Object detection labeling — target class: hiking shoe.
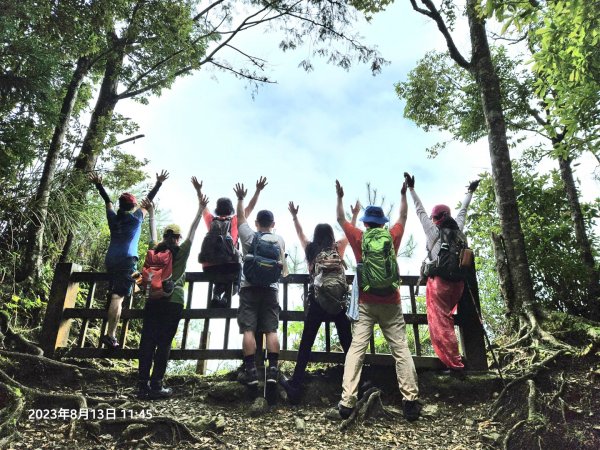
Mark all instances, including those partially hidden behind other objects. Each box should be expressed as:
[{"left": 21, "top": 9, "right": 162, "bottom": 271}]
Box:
[
  {"left": 136, "top": 380, "right": 150, "bottom": 400},
  {"left": 100, "top": 335, "right": 120, "bottom": 349},
  {"left": 148, "top": 381, "right": 173, "bottom": 400},
  {"left": 279, "top": 375, "right": 302, "bottom": 405},
  {"left": 237, "top": 367, "right": 259, "bottom": 386},
  {"left": 266, "top": 366, "right": 279, "bottom": 384},
  {"left": 338, "top": 403, "right": 354, "bottom": 419},
  {"left": 403, "top": 400, "right": 421, "bottom": 422}
]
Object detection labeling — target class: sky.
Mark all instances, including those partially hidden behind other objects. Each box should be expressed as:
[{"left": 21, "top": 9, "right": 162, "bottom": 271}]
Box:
[{"left": 113, "top": 1, "right": 597, "bottom": 282}]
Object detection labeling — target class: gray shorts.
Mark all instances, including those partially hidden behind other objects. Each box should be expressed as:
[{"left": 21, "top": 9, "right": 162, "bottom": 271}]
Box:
[{"left": 237, "top": 287, "right": 280, "bottom": 333}]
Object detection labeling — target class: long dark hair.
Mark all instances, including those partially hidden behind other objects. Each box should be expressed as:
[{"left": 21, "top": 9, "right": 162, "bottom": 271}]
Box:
[
  {"left": 438, "top": 215, "right": 459, "bottom": 230},
  {"left": 305, "top": 223, "right": 335, "bottom": 263}
]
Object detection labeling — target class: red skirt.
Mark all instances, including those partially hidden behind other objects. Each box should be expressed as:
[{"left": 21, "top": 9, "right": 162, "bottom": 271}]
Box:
[{"left": 426, "top": 276, "right": 465, "bottom": 370}]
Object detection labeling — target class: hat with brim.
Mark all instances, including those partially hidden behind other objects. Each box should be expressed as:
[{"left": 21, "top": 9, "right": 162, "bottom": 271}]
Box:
[
  {"left": 360, "top": 206, "right": 389, "bottom": 224},
  {"left": 163, "top": 224, "right": 182, "bottom": 236}
]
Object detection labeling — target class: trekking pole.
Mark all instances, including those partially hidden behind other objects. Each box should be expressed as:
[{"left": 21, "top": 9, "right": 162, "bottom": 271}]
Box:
[{"left": 465, "top": 280, "right": 505, "bottom": 386}]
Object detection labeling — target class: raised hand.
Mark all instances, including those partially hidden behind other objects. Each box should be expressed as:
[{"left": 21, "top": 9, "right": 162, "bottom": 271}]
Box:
[
  {"left": 191, "top": 176, "right": 202, "bottom": 194},
  {"left": 140, "top": 198, "right": 154, "bottom": 211},
  {"left": 256, "top": 176, "right": 268, "bottom": 191},
  {"left": 403, "top": 172, "right": 415, "bottom": 189},
  {"left": 288, "top": 201, "right": 299, "bottom": 218},
  {"left": 336, "top": 180, "right": 344, "bottom": 198},
  {"left": 88, "top": 172, "right": 102, "bottom": 184},
  {"left": 198, "top": 193, "right": 209, "bottom": 208},
  {"left": 350, "top": 199, "right": 361, "bottom": 217},
  {"left": 468, "top": 179, "right": 481, "bottom": 193},
  {"left": 156, "top": 170, "right": 169, "bottom": 184},
  {"left": 401, "top": 181, "right": 407, "bottom": 196},
  {"left": 233, "top": 183, "right": 247, "bottom": 200}
]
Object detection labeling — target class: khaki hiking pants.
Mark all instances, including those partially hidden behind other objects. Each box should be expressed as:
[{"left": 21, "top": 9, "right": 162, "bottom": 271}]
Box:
[{"left": 340, "top": 303, "right": 419, "bottom": 408}]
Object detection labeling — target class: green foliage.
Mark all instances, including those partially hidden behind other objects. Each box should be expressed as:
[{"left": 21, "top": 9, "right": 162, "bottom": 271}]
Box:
[
  {"left": 482, "top": 0, "right": 600, "bottom": 156},
  {"left": 395, "top": 47, "right": 536, "bottom": 152},
  {"left": 468, "top": 163, "right": 599, "bottom": 318}
]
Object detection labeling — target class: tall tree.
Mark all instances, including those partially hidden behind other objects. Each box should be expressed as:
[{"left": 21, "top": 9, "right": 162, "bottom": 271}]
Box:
[{"left": 350, "top": 0, "right": 539, "bottom": 331}]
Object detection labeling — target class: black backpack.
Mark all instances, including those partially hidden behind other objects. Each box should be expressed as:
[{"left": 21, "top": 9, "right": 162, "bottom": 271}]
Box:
[
  {"left": 423, "top": 227, "right": 471, "bottom": 281},
  {"left": 242, "top": 232, "right": 282, "bottom": 286},
  {"left": 199, "top": 217, "right": 240, "bottom": 265}
]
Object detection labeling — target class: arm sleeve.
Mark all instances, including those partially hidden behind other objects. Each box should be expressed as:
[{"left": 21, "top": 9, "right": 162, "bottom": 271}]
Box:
[
  {"left": 409, "top": 189, "right": 442, "bottom": 259},
  {"left": 95, "top": 183, "right": 111, "bottom": 204},
  {"left": 146, "top": 181, "right": 163, "bottom": 201},
  {"left": 455, "top": 192, "right": 473, "bottom": 231}
]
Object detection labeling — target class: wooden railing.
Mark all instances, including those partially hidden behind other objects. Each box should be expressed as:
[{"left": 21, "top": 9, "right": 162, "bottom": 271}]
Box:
[{"left": 40, "top": 263, "right": 488, "bottom": 371}]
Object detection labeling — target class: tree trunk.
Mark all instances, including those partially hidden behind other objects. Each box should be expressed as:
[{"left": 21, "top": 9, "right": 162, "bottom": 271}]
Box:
[
  {"left": 17, "top": 57, "right": 90, "bottom": 283},
  {"left": 556, "top": 152, "right": 600, "bottom": 318},
  {"left": 73, "top": 31, "right": 123, "bottom": 174},
  {"left": 491, "top": 232, "right": 516, "bottom": 314},
  {"left": 466, "top": 0, "right": 537, "bottom": 317}
]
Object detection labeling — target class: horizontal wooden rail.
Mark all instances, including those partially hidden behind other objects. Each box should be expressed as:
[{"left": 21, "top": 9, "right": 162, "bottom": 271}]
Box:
[
  {"left": 42, "top": 263, "right": 487, "bottom": 371},
  {"left": 63, "top": 308, "right": 434, "bottom": 325}
]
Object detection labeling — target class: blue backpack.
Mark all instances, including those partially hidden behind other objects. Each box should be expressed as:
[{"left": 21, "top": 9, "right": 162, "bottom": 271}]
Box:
[{"left": 243, "top": 232, "right": 282, "bottom": 286}]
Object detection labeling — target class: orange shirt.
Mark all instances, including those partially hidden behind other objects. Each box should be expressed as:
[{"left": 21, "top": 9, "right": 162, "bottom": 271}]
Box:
[{"left": 342, "top": 222, "right": 404, "bottom": 305}]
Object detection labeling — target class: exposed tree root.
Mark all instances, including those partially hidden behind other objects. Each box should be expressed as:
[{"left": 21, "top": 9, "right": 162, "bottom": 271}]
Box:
[
  {"left": 501, "top": 378, "right": 546, "bottom": 450},
  {"left": 0, "top": 350, "right": 103, "bottom": 391},
  {"left": 0, "top": 365, "right": 87, "bottom": 445},
  {"left": 84, "top": 416, "right": 201, "bottom": 445},
  {"left": 0, "top": 381, "right": 25, "bottom": 447},
  {"left": 340, "top": 387, "right": 396, "bottom": 431},
  {"left": 491, "top": 349, "right": 565, "bottom": 420},
  {"left": 0, "top": 313, "right": 43, "bottom": 356},
  {"left": 503, "top": 419, "right": 527, "bottom": 450}
]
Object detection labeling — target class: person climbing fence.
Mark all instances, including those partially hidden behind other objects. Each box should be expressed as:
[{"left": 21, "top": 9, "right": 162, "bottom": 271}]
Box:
[
  {"left": 199, "top": 177, "right": 268, "bottom": 308},
  {"left": 89, "top": 170, "right": 168, "bottom": 349}
]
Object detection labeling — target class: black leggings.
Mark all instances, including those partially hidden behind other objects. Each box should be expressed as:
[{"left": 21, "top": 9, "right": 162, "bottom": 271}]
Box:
[
  {"left": 138, "top": 301, "right": 183, "bottom": 382},
  {"left": 291, "top": 295, "right": 352, "bottom": 385}
]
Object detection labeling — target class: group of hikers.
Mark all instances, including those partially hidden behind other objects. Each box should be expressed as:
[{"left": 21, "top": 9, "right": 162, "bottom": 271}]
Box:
[{"left": 91, "top": 171, "right": 480, "bottom": 421}]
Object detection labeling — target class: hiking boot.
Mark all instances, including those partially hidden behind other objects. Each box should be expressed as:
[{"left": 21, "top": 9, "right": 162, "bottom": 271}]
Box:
[
  {"left": 266, "top": 366, "right": 279, "bottom": 384},
  {"left": 403, "top": 400, "right": 421, "bottom": 422},
  {"left": 279, "top": 375, "right": 302, "bottom": 405},
  {"left": 100, "top": 335, "right": 120, "bottom": 349},
  {"left": 338, "top": 403, "right": 354, "bottom": 419},
  {"left": 136, "top": 380, "right": 150, "bottom": 400},
  {"left": 237, "top": 367, "right": 259, "bottom": 386},
  {"left": 148, "top": 380, "right": 173, "bottom": 400},
  {"left": 327, "top": 403, "right": 354, "bottom": 420}
]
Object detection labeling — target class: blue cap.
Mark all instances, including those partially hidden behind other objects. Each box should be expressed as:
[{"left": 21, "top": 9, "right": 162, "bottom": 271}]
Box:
[{"left": 360, "top": 206, "right": 389, "bottom": 224}]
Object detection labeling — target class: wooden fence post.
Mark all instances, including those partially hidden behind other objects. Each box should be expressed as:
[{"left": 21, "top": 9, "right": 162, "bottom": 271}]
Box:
[
  {"left": 40, "top": 263, "right": 81, "bottom": 357},
  {"left": 457, "top": 266, "right": 488, "bottom": 371}
]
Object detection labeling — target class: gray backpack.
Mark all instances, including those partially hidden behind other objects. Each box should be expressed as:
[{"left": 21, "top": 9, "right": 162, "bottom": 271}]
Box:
[{"left": 312, "top": 246, "right": 348, "bottom": 314}]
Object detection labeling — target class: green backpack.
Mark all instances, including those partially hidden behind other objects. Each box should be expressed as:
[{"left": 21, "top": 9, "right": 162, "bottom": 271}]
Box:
[{"left": 359, "top": 227, "right": 400, "bottom": 296}]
